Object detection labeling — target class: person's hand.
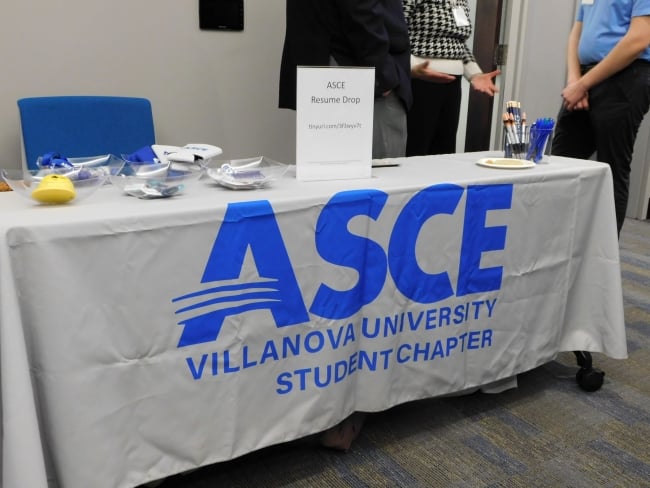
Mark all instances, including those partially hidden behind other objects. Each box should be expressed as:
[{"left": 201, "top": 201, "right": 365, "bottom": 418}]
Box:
[
  {"left": 411, "top": 61, "right": 456, "bottom": 83},
  {"left": 470, "top": 69, "right": 500, "bottom": 96},
  {"left": 568, "top": 92, "right": 589, "bottom": 111},
  {"left": 562, "top": 79, "right": 589, "bottom": 110}
]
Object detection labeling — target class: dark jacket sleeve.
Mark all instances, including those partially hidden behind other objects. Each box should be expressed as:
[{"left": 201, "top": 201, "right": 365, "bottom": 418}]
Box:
[
  {"left": 278, "top": 0, "right": 331, "bottom": 110},
  {"left": 332, "top": 0, "right": 412, "bottom": 106},
  {"left": 279, "top": 0, "right": 411, "bottom": 110}
]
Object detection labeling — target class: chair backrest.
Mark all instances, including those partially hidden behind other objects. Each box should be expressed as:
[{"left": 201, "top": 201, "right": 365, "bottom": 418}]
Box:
[{"left": 17, "top": 96, "right": 156, "bottom": 170}]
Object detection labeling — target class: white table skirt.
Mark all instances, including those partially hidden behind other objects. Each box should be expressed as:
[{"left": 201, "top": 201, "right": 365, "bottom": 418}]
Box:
[{"left": 0, "top": 152, "right": 626, "bottom": 488}]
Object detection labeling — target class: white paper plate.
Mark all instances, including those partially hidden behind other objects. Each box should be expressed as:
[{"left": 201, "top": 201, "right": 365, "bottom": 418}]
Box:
[{"left": 476, "top": 158, "right": 535, "bottom": 169}]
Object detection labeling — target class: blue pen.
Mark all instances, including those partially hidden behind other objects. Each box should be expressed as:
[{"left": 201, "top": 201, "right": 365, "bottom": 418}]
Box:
[{"left": 526, "top": 118, "right": 555, "bottom": 162}]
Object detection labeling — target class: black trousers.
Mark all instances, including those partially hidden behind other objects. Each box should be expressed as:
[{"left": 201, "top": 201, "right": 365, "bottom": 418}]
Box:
[
  {"left": 551, "top": 60, "right": 650, "bottom": 234},
  {"left": 406, "top": 76, "right": 462, "bottom": 156}
]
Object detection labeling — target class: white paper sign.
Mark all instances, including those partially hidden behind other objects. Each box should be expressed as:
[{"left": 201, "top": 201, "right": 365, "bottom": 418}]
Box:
[{"left": 296, "top": 66, "right": 374, "bottom": 181}]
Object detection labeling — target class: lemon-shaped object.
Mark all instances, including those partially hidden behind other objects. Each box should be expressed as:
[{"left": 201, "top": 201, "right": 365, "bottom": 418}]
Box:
[{"left": 31, "top": 174, "right": 76, "bottom": 204}]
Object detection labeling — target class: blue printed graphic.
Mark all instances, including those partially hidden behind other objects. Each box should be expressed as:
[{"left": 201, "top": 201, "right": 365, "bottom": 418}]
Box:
[
  {"left": 173, "top": 200, "right": 309, "bottom": 347},
  {"left": 174, "top": 183, "right": 513, "bottom": 349},
  {"left": 310, "top": 189, "right": 388, "bottom": 319},
  {"left": 389, "top": 184, "right": 464, "bottom": 303},
  {"left": 458, "top": 184, "right": 512, "bottom": 295}
]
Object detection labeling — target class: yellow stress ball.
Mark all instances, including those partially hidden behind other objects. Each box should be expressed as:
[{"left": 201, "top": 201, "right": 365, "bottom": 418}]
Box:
[{"left": 31, "top": 174, "right": 76, "bottom": 204}]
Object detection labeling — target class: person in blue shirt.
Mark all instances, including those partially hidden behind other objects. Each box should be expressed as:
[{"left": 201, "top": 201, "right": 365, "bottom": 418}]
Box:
[{"left": 551, "top": 0, "right": 650, "bottom": 234}]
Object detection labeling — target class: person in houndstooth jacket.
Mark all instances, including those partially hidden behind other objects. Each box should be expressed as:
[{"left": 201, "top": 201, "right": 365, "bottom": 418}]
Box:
[{"left": 403, "top": 0, "right": 500, "bottom": 156}]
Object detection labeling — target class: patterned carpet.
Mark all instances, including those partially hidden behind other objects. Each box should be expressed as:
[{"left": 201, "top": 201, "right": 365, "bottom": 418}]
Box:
[{"left": 149, "top": 218, "right": 650, "bottom": 488}]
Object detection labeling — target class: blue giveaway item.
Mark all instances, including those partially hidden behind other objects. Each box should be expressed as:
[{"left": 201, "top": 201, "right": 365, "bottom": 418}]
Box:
[
  {"left": 38, "top": 152, "right": 74, "bottom": 169},
  {"left": 125, "top": 145, "right": 158, "bottom": 163}
]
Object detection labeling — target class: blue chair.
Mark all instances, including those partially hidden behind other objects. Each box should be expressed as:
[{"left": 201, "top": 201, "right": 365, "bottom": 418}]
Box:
[{"left": 17, "top": 96, "right": 156, "bottom": 170}]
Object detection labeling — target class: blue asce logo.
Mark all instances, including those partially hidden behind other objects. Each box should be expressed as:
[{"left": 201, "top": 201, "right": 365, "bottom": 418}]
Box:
[
  {"left": 172, "top": 200, "right": 309, "bottom": 347},
  {"left": 172, "top": 183, "right": 512, "bottom": 348}
]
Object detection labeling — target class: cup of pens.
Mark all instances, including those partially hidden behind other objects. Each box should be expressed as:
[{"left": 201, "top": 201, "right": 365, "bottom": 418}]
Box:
[
  {"left": 503, "top": 121, "right": 529, "bottom": 159},
  {"left": 526, "top": 119, "right": 554, "bottom": 162},
  {"left": 502, "top": 101, "right": 554, "bottom": 163}
]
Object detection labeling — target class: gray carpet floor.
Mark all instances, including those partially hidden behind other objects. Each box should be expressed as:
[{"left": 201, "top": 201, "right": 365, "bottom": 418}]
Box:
[{"left": 147, "top": 218, "right": 650, "bottom": 488}]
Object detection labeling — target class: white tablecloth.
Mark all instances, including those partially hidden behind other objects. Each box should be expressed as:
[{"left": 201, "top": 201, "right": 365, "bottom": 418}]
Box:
[{"left": 0, "top": 152, "right": 627, "bottom": 488}]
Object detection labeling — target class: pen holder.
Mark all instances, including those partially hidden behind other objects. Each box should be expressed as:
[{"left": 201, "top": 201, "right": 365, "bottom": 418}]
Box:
[
  {"left": 503, "top": 127, "right": 529, "bottom": 160},
  {"left": 525, "top": 125, "right": 554, "bottom": 163}
]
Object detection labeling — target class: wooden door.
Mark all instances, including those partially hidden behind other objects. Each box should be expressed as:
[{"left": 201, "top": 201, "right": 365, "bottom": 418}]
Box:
[{"left": 464, "top": 0, "right": 504, "bottom": 151}]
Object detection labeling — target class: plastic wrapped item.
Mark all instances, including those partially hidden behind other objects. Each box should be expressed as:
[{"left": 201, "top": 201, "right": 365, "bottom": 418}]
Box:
[
  {"left": 109, "top": 161, "right": 203, "bottom": 199},
  {"left": 151, "top": 144, "right": 223, "bottom": 166},
  {"left": 205, "top": 156, "right": 290, "bottom": 190},
  {"left": 121, "top": 180, "right": 184, "bottom": 199}
]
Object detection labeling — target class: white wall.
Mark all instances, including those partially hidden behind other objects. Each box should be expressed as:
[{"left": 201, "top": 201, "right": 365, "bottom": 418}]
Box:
[
  {"left": 629, "top": 116, "right": 650, "bottom": 219},
  {"left": 0, "top": 0, "right": 296, "bottom": 170},
  {"left": 497, "top": 0, "right": 576, "bottom": 139}
]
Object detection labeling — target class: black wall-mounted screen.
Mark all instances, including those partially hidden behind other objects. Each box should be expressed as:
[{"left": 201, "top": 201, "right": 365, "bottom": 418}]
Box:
[{"left": 199, "top": 0, "right": 244, "bottom": 31}]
